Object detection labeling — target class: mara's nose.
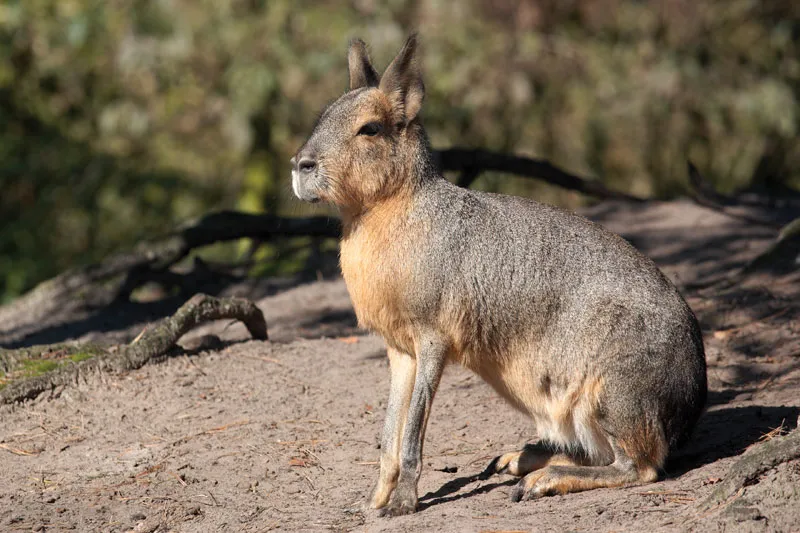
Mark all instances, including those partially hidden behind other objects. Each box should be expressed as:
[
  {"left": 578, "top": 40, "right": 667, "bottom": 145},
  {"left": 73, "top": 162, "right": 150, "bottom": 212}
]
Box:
[
  {"left": 298, "top": 157, "right": 316, "bottom": 173},
  {"left": 292, "top": 153, "right": 317, "bottom": 173}
]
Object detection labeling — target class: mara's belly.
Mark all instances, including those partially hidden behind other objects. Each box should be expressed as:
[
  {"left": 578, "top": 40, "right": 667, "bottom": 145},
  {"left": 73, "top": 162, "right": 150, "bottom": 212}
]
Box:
[{"left": 474, "top": 354, "right": 614, "bottom": 463}]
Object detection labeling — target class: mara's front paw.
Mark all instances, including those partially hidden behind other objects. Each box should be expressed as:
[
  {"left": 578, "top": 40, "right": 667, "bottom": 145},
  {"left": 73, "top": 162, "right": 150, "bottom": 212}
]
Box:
[
  {"left": 367, "top": 482, "right": 393, "bottom": 510},
  {"left": 378, "top": 488, "right": 418, "bottom": 517}
]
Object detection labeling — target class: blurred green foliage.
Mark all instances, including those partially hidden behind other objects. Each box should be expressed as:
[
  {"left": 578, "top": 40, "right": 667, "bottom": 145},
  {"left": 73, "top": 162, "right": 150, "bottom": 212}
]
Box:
[{"left": 1, "top": 0, "right": 798, "bottom": 302}]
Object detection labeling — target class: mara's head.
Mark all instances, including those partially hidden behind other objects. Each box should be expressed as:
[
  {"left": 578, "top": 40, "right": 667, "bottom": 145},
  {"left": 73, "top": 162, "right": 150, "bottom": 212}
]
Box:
[{"left": 291, "top": 35, "right": 430, "bottom": 212}]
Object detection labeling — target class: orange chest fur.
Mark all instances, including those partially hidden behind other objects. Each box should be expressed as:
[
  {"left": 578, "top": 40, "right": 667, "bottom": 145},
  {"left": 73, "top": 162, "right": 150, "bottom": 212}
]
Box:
[{"left": 340, "top": 211, "right": 416, "bottom": 354}]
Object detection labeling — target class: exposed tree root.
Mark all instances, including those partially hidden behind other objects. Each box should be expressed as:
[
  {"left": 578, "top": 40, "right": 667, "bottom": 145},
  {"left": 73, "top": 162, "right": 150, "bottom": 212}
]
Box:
[
  {"left": 700, "top": 419, "right": 800, "bottom": 511},
  {"left": 0, "top": 344, "right": 105, "bottom": 374},
  {"left": 0, "top": 294, "right": 267, "bottom": 404},
  {"left": 686, "top": 161, "right": 786, "bottom": 230},
  {"left": 438, "top": 147, "right": 642, "bottom": 201},
  {"left": 0, "top": 212, "right": 339, "bottom": 332}
]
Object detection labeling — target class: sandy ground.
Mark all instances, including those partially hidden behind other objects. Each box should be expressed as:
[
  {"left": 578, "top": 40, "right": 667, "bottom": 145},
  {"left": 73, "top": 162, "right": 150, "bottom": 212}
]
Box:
[{"left": 1, "top": 199, "right": 799, "bottom": 533}]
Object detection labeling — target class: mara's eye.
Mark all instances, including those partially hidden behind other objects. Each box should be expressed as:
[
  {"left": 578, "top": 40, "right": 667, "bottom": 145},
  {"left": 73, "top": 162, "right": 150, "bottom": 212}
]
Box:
[{"left": 357, "top": 121, "right": 382, "bottom": 137}]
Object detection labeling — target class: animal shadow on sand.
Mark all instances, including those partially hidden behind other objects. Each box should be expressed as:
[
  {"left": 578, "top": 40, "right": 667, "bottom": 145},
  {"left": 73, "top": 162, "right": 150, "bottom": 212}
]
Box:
[
  {"left": 417, "top": 403, "right": 799, "bottom": 510},
  {"left": 418, "top": 474, "right": 516, "bottom": 511},
  {"left": 666, "top": 403, "right": 799, "bottom": 476}
]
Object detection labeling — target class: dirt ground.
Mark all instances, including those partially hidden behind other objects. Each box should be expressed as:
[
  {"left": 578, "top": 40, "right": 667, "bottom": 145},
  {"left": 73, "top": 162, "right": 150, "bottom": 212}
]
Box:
[{"left": 1, "top": 199, "right": 799, "bottom": 533}]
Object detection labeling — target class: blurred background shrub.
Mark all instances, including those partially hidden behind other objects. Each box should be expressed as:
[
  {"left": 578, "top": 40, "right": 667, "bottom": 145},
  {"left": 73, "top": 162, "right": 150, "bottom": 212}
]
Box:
[{"left": 1, "top": 0, "right": 798, "bottom": 301}]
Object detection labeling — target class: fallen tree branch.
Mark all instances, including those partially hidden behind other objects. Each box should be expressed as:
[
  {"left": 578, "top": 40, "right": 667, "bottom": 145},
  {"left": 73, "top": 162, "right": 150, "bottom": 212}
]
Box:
[
  {"left": 0, "top": 344, "right": 105, "bottom": 374},
  {"left": 111, "top": 212, "right": 340, "bottom": 302},
  {"left": 0, "top": 213, "right": 339, "bottom": 334},
  {"left": 437, "top": 148, "right": 643, "bottom": 201},
  {"left": 112, "top": 293, "right": 267, "bottom": 371},
  {"left": 113, "top": 212, "right": 341, "bottom": 298},
  {"left": 686, "top": 162, "right": 785, "bottom": 229},
  {"left": 699, "top": 420, "right": 800, "bottom": 511},
  {"left": 0, "top": 294, "right": 267, "bottom": 404}
]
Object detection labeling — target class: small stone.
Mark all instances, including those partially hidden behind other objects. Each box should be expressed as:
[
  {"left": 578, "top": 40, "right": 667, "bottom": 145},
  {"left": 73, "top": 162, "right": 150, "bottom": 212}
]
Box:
[
  {"left": 133, "top": 518, "right": 161, "bottom": 533},
  {"left": 725, "top": 503, "right": 765, "bottom": 522}
]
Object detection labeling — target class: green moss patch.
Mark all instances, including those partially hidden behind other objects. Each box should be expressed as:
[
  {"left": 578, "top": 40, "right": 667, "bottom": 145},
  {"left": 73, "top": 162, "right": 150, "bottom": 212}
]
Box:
[
  {"left": 20, "top": 359, "right": 60, "bottom": 376},
  {"left": 0, "top": 348, "right": 103, "bottom": 389},
  {"left": 0, "top": 349, "right": 104, "bottom": 398},
  {"left": 69, "top": 352, "right": 95, "bottom": 363}
]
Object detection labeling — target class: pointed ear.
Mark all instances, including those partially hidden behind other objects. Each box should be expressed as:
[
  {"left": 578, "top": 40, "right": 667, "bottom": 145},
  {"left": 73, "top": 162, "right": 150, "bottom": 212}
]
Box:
[
  {"left": 379, "top": 34, "right": 425, "bottom": 125},
  {"left": 348, "top": 38, "right": 379, "bottom": 91}
]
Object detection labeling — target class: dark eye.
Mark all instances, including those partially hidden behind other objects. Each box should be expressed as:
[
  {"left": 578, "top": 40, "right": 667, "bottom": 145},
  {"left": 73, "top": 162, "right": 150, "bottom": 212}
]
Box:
[{"left": 357, "top": 121, "right": 382, "bottom": 136}]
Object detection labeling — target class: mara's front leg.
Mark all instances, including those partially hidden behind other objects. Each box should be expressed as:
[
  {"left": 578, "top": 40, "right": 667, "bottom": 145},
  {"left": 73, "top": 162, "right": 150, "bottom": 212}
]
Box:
[
  {"left": 379, "top": 335, "right": 446, "bottom": 517},
  {"left": 370, "top": 348, "right": 416, "bottom": 509}
]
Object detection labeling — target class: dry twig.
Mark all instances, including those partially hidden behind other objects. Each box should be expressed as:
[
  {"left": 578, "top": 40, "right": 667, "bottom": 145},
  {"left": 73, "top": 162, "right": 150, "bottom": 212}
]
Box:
[{"left": 0, "top": 294, "right": 267, "bottom": 404}]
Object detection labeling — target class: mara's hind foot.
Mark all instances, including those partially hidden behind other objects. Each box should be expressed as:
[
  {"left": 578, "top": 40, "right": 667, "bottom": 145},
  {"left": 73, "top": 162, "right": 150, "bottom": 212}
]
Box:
[
  {"left": 480, "top": 441, "right": 587, "bottom": 479},
  {"left": 494, "top": 428, "right": 666, "bottom": 501},
  {"left": 510, "top": 462, "right": 659, "bottom": 501}
]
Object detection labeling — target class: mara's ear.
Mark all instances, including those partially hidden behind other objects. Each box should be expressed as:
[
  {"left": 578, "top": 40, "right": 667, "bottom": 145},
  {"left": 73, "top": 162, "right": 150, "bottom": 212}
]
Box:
[
  {"left": 379, "top": 34, "right": 425, "bottom": 125},
  {"left": 348, "top": 38, "right": 379, "bottom": 91}
]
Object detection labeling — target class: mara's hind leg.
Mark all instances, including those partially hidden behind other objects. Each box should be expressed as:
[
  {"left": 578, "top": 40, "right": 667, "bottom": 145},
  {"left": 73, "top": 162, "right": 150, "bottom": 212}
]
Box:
[
  {"left": 481, "top": 442, "right": 589, "bottom": 479},
  {"left": 511, "top": 436, "right": 663, "bottom": 502}
]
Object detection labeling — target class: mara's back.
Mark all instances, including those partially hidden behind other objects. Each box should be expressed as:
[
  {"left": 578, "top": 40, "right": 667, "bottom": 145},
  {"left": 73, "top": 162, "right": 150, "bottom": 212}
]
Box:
[{"left": 400, "top": 178, "right": 706, "bottom": 452}]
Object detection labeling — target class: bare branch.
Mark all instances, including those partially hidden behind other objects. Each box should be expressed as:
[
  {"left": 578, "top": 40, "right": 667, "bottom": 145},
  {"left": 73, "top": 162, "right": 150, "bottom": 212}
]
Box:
[
  {"left": 686, "top": 162, "right": 784, "bottom": 229},
  {"left": 0, "top": 213, "right": 341, "bottom": 330},
  {"left": 0, "top": 294, "right": 267, "bottom": 404},
  {"left": 437, "top": 148, "right": 643, "bottom": 201}
]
